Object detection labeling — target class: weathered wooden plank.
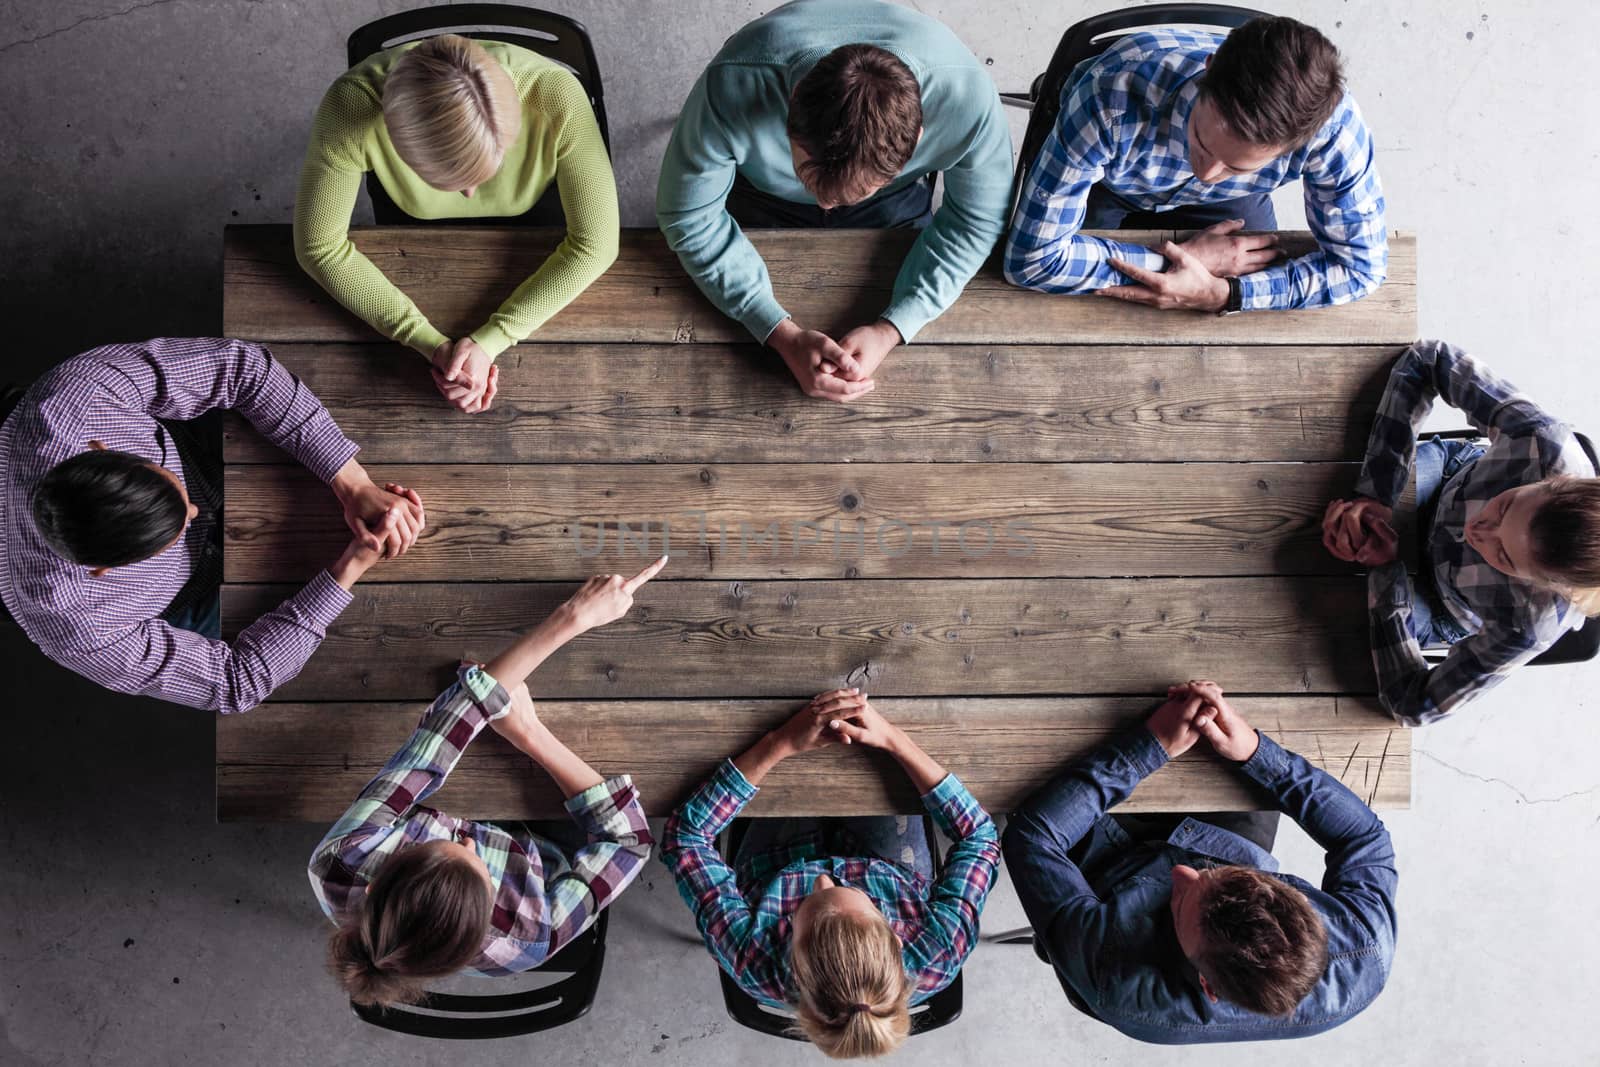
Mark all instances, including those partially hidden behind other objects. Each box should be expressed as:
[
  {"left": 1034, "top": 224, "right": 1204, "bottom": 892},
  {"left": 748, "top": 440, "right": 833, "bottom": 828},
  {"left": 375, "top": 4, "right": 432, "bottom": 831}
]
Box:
[
  {"left": 215, "top": 695, "right": 1408, "bottom": 820},
  {"left": 220, "top": 577, "right": 1372, "bottom": 701},
  {"left": 222, "top": 226, "right": 1418, "bottom": 346},
  {"left": 224, "top": 342, "right": 1396, "bottom": 465},
  {"left": 224, "top": 462, "right": 1361, "bottom": 582}
]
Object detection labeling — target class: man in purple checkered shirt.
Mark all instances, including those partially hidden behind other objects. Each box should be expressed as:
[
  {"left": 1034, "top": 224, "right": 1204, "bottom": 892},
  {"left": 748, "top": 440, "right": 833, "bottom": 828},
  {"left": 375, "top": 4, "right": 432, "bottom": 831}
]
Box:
[{"left": 0, "top": 336, "right": 425, "bottom": 713}]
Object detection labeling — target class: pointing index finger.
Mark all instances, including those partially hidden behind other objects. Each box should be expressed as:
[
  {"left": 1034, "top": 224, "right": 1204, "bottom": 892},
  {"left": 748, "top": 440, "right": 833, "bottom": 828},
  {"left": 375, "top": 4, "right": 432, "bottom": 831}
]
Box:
[{"left": 623, "top": 554, "right": 669, "bottom": 592}]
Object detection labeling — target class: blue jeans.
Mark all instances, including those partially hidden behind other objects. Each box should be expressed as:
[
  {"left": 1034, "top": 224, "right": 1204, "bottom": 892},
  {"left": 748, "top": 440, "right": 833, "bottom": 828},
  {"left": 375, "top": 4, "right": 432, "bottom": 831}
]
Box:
[
  {"left": 726, "top": 173, "right": 935, "bottom": 230},
  {"left": 735, "top": 815, "right": 935, "bottom": 879},
  {"left": 1409, "top": 436, "right": 1484, "bottom": 646},
  {"left": 166, "top": 593, "right": 221, "bottom": 640},
  {"left": 1082, "top": 183, "right": 1278, "bottom": 232}
]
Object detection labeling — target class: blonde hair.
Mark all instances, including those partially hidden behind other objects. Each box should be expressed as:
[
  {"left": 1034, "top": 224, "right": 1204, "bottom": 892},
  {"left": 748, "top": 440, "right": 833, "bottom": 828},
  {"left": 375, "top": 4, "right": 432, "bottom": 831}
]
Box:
[
  {"left": 791, "top": 910, "right": 912, "bottom": 1058},
  {"left": 327, "top": 844, "right": 492, "bottom": 1008},
  {"left": 381, "top": 34, "right": 521, "bottom": 191}
]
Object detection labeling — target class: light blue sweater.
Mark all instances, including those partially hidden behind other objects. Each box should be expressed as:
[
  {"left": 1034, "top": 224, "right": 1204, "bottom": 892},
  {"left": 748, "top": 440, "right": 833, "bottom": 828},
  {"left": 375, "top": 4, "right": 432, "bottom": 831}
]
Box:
[{"left": 656, "top": 0, "right": 1013, "bottom": 343}]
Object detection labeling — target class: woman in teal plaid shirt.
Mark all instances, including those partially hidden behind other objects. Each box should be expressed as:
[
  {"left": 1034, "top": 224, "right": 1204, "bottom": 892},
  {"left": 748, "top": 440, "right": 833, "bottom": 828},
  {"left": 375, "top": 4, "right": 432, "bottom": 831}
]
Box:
[
  {"left": 310, "top": 557, "right": 666, "bottom": 1007},
  {"left": 662, "top": 691, "right": 1001, "bottom": 1058}
]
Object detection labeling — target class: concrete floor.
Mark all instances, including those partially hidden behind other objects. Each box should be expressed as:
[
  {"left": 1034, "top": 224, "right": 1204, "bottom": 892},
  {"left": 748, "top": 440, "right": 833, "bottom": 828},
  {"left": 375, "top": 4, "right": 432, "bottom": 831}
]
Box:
[{"left": 1, "top": 1, "right": 1597, "bottom": 1063}]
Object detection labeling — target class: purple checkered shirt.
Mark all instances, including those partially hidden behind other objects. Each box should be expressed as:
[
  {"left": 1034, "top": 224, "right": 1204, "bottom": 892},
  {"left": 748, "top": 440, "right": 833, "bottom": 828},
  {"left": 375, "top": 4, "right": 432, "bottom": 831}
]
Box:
[
  {"left": 661, "top": 759, "right": 1001, "bottom": 1007},
  {"left": 0, "top": 337, "right": 359, "bottom": 712},
  {"left": 309, "top": 666, "right": 655, "bottom": 974}
]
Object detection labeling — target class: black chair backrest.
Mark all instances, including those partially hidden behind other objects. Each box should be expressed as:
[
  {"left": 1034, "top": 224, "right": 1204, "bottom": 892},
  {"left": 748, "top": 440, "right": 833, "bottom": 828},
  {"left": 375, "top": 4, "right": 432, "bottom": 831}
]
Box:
[
  {"left": 714, "top": 817, "right": 964, "bottom": 1041},
  {"left": 345, "top": 4, "right": 608, "bottom": 225},
  {"left": 1012, "top": 4, "right": 1268, "bottom": 212},
  {"left": 350, "top": 909, "right": 609, "bottom": 1039}
]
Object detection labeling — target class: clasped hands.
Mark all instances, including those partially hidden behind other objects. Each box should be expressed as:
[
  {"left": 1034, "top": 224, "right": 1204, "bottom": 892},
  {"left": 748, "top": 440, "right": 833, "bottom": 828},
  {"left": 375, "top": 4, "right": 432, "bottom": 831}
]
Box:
[
  {"left": 1147, "top": 679, "right": 1259, "bottom": 762},
  {"left": 1100, "top": 219, "right": 1281, "bottom": 312},
  {"left": 766, "top": 688, "right": 902, "bottom": 756},
  {"left": 329, "top": 457, "right": 427, "bottom": 580},
  {"left": 431, "top": 337, "right": 499, "bottom": 414},
  {"left": 769, "top": 317, "right": 901, "bottom": 403},
  {"left": 1321, "top": 496, "right": 1398, "bottom": 566}
]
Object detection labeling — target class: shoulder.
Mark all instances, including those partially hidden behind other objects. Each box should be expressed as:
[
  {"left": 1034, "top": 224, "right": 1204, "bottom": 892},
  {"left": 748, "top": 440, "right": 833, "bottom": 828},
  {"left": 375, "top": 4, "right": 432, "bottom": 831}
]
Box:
[
  {"left": 1300, "top": 91, "right": 1375, "bottom": 163},
  {"left": 316, "top": 57, "right": 386, "bottom": 126},
  {"left": 1093, "top": 29, "right": 1219, "bottom": 81}
]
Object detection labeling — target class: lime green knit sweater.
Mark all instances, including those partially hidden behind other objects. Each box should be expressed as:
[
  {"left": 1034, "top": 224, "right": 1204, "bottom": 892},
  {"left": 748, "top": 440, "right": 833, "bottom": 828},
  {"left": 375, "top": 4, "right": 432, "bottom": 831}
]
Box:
[{"left": 293, "top": 41, "right": 619, "bottom": 358}]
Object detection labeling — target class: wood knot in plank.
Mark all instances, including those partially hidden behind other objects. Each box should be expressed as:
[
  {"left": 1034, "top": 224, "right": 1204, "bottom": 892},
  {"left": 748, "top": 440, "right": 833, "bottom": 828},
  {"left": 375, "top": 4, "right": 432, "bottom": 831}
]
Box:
[{"left": 673, "top": 323, "right": 696, "bottom": 343}]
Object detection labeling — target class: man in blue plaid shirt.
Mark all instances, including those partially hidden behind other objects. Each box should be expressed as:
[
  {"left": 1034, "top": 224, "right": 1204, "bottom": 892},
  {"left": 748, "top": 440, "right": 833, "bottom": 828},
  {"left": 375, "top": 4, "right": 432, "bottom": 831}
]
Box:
[{"left": 1005, "top": 17, "right": 1387, "bottom": 314}]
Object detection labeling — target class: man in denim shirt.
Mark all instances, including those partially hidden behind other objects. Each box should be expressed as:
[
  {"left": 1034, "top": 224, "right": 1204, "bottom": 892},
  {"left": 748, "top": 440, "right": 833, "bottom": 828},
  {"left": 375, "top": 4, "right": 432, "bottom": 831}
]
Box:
[{"left": 1003, "top": 681, "right": 1397, "bottom": 1043}]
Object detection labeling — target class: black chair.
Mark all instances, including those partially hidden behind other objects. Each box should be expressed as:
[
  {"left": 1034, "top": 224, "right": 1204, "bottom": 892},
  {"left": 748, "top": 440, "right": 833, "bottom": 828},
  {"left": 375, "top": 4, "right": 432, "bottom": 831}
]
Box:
[
  {"left": 346, "top": 4, "right": 610, "bottom": 226},
  {"left": 0, "top": 384, "right": 21, "bottom": 626},
  {"left": 1001, "top": 4, "right": 1268, "bottom": 212},
  {"left": 1417, "top": 430, "right": 1600, "bottom": 667},
  {"left": 351, "top": 909, "right": 609, "bottom": 1039},
  {"left": 714, "top": 817, "right": 964, "bottom": 1041}
]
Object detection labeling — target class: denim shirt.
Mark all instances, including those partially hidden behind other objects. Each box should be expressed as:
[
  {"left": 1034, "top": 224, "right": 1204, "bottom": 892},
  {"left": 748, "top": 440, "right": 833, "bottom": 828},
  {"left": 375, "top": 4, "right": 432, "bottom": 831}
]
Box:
[{"left": 1003, "top": 727, "right": 1398, "bottom": 1044}]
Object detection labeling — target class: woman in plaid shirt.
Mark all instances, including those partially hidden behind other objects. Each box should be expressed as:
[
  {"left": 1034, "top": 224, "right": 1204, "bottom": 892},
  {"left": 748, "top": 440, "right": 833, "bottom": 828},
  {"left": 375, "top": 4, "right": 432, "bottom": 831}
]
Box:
[
  {"left": 309, "top": 557, "right": 666, "bottom": 1007},
  {"left": 662, "top": 691, "right": 1001, "bottom": 1058},
  {"left": 1323, "top": 340, "right": 1600, "bottom": 725}
]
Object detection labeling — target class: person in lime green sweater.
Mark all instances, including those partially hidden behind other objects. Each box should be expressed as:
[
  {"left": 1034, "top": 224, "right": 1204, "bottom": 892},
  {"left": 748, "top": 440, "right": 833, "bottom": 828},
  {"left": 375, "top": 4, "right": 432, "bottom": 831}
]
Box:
[{"left": 294, "top": 35, "right": 619, "bottom": 413}]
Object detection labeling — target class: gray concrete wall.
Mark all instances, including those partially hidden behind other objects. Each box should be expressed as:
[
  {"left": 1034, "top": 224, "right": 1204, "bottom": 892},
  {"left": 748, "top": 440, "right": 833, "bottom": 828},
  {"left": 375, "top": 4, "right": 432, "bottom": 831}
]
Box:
[{"left": 1, "top": 2, "right": 1596, "bottom": 1064}]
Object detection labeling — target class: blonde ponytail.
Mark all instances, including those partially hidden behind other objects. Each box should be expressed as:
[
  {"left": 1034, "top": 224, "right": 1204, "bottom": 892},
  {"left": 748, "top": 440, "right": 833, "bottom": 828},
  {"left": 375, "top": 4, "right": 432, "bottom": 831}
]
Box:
[{"left": 791, "top": 910, "right": 912, "bottom": 1058}]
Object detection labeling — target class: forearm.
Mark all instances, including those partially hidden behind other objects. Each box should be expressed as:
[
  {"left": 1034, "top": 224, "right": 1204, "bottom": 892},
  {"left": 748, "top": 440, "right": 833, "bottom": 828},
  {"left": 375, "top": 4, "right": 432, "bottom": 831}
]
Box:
[
  {"left": 1238, "top": 732, "right": 1397, "bottom": 881},
  {"left": 1009, "top": 725, "right": 1167, "bottom": 853},
  {"left": 469, "top": 138, "right": 620, "bottom": 356},
  {"left": 1005, "top": 220, "right": 1167, "bottom": 292},
  {"left": 1238, "top": 246, "right": 1385, "bottom": 312},
  {"left": 293, "top": 161, "right": 447, "bottom": 356},
  {"left": 731, "top": 731, "right": 790, "bottom": 787},
  {"left": 499, "top": 719, "right": 603, "bottom": 798},
  {"left": 484, "top": 604, "right": 586, "bottom": 688},
  {"left": 886, "top": 727, "right": 947, "bottom": 795}
]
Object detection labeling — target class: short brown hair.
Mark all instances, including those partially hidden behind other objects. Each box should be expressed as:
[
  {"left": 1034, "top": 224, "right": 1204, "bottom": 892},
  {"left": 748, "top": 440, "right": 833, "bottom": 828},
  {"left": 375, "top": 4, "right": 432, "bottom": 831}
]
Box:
[
  {"left": 1530, "top": 476, "right": 1600, "bottom": 612},
  {"left": 1199, "top": 16, "right": 1344, "bottom": 148},
  {"left": 1193, "top": 867, "right": 1328, "bottom": 1017},
  {"left": 327, "top": 843, "right": 492, "bottom": 1007},
  {"left": 790, "top": 910, "right": 912, "bottom": 1058},
  {"left": 787, "top": 44, "right": 922, "bottom": 206}
]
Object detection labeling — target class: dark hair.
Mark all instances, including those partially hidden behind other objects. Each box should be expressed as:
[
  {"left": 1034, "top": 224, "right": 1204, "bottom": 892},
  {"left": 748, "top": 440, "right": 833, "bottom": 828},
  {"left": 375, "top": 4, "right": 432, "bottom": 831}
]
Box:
[
  {"left": 787, "top": 44, "right": 922, "bottom": 206},
  {"left": 1198, "top": 16, "right": 1345, "bottom": 148},
  {"left": 1193, "top": 867, "right": 1328, "bottom": 1017},
  {"left": 1529, "top": 477, "right": 1600, "bottom": 596},
  {"left": 31, "top": 449, "right": 187, "bottom": 567},
  {"left": 328, "top": 843, "right": 492, "bottom": 1008}
]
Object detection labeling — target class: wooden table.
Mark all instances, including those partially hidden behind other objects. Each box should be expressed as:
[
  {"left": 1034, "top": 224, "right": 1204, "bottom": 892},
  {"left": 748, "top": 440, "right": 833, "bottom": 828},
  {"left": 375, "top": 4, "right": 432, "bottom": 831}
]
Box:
[{"left": 218, "top": 225, "right": 1415, "bottom": 820}]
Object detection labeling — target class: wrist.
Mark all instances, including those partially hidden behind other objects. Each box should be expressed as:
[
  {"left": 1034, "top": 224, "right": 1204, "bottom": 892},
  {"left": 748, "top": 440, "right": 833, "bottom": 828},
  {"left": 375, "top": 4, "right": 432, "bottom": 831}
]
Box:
[
  {"left": 1210, "top": 276, "right": 1233, "bottom": 313},
  {"left": 329, "top": 550, "right": 369, "bottom": 591},
  {"left": 767, "top": 318, "right": 799, "bottom": 355},
  {"left": 549, "top": 600, "right": 588, "bottom": 636},
  {"left": 329, "top": 458, "right": 367, "bottom": 502}
]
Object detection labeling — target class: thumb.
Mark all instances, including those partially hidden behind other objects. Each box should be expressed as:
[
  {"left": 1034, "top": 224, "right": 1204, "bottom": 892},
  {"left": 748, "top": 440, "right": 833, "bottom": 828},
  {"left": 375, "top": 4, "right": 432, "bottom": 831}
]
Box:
[
  {"left": 444, "top": 347, "right": 469, "bottom": 382},
  {"left": 1207, "top": 218, "right": 1245, "bottom": 236},
  {"left": 1162, "top": 240, "right": 1199, "bottom": 269},
  {"left": 1197, "top": 717, "right": 1229, "bottom": 748},
  {"left": 829, "top": 718, "right": 867, "bottom": 745}
]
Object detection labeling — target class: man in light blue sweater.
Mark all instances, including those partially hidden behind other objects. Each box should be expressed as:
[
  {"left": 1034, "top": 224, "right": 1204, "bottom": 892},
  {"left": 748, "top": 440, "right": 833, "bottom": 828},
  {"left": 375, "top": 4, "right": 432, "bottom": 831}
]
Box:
[{"left": 657, "top": 0, "right": 1013, "bottom": 403}]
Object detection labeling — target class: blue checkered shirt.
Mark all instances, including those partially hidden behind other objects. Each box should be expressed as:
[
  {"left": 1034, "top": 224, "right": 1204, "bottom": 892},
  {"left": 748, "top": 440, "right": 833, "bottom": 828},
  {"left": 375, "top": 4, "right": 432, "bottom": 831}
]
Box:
[
  {"left": 1356, "top": 340, "right": 1593, "bottom": 726},
  {"left": 1004, "top": 29, "right": 1387, "bottom": 310}
]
